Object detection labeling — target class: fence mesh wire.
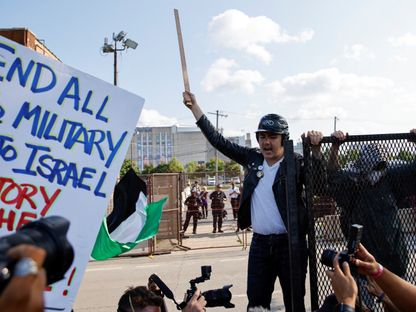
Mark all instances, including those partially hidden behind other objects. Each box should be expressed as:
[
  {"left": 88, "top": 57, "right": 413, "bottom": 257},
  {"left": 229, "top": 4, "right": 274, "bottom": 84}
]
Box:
[{"left": 303, "top": 133, "right": 416, "bottom": 311}]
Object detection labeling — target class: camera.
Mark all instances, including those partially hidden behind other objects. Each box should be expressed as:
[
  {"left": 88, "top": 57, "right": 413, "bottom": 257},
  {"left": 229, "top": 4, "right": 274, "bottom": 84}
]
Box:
[
  {"left": 184, "top": 265, "right": 234, "bottom": 308},
  {"left": 150, "top": 265, "right": 235, "bottom": 310},
  {"left": 321, "top": 224, "right": 363, "bottom": 268},
  {"left": 0, "top": 216, "right": 74, "bottom": 294}
]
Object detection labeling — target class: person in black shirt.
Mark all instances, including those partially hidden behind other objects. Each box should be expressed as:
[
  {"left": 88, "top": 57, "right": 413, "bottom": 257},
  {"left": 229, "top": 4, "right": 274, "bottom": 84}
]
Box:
[
  {"left": 183, "top": 191, "right": 202, "bottom": 234},
  {"left": 209, "top": 184, "right": 227, "bottom": 233}
]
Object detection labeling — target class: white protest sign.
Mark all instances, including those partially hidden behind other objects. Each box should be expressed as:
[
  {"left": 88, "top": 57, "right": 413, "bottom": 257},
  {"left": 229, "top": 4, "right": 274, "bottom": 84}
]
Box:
[{"left": 0, "top": 35, "right": 144, "bottom": 311}]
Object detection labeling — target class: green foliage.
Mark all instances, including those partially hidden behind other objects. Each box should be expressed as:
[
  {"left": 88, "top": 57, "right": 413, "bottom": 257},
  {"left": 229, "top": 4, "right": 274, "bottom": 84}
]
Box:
[
  {"left": 338, "top": 149, "right": 360, "bottom": 167},
  {"left": 151, "top": 157, "right": 184, "bottom": 173},
  {"left": 185, "top": 161, "right": 198, "bottom": 173},
  {"left": 396, "top": 149, "right": 415, "bottom": 161},
  {"left": 206, "top": 158, "right": 224, "bottom": 172},
  {"left": 142, "top": 164, "right": 155, "bottom": 174},
  {"left": 119, "top": 159, "right": 139, "bottom": 179},
  {"left": 224, "top": 160, "right": 241, "bottom": 175},
  {"left": 152, "top": 163, "right": 170, "bottom": 173},
  {"left": 168, "top": 157, "right": 184, "bottom": 172},
  {"left": 195, "top": 163, "right": 206, "bottom": 172}
]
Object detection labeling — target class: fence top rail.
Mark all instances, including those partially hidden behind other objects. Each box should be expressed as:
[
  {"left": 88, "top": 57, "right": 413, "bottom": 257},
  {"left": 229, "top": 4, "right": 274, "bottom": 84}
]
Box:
[{"left": 303, "top": 132, "right": 415, "bottom": 145}]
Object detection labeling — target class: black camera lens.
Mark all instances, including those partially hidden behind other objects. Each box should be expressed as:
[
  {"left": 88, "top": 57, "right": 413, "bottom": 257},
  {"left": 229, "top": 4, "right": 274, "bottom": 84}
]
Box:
[
  {"left": 0, "top": 216, "right": 74, "bottom": 293},
  {"left": 320, "top": 249, "right": 350, "bottom": 268},
  {"left": 203, "top": 285, "right": 234, "bottom": 308}
]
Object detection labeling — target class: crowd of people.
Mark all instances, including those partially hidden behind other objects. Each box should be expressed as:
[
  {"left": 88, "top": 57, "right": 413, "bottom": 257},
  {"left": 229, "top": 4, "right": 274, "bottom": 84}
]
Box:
[{"left": 182, "top": 180, "right": 242, "bottom": 235}]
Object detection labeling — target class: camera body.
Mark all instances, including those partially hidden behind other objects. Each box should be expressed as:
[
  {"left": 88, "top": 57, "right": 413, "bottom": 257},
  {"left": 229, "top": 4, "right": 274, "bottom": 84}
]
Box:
[
  {"left": 185, "top": 266, "right": 234, "bottom": 308},
  {"left": 321, "top": 224, "right": 363, "bottom": 268},
  {"left": 150, "top": 265, "right": 234, "bottom": 310},
  {"left": 0, "top": 216, "right": 74, "bottom": 294}
]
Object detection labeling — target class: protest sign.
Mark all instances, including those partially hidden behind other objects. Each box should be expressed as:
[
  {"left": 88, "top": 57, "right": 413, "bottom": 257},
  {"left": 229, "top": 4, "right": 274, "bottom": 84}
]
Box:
[{"left": 0, "top": 35, "right": 144, "bottom": 311}]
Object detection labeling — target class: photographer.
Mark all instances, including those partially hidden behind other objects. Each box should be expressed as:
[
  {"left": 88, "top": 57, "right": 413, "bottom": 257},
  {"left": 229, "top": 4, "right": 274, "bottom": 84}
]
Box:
[
  {"left": 118, "top": 285, "right": 206, "bottom": 312},
  {"left": 327, "top": 244, "right": 415, "bottom": 312},
  {"left": 0, "top": 244, "right": 46, "bottom": 312}
]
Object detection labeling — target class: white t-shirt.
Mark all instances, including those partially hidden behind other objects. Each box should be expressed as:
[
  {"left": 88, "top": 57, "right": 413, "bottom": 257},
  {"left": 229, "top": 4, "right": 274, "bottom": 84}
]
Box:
[
  {"left": 229, "top": 186, "right": 240, "bottom": 199},
  {"left": 250, "top": 159, "right": 287, "bottom": 235}
]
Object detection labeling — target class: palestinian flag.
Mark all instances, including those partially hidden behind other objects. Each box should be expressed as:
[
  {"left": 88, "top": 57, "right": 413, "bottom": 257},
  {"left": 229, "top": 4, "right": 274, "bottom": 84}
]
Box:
[{"left": 91, "top": 168, "right": 167, "bottom": 260}]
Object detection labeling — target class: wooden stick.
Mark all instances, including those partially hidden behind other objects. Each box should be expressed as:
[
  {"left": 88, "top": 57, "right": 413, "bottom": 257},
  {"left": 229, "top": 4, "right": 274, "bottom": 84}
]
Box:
[{"left": 174, "top": 9, "right": 191, "bottom": 92}]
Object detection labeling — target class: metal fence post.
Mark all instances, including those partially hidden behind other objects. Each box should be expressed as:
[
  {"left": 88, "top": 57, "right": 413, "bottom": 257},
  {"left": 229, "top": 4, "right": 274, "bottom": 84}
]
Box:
[{"left": 284, "top": 140, "right": 303, "bottom": 311}]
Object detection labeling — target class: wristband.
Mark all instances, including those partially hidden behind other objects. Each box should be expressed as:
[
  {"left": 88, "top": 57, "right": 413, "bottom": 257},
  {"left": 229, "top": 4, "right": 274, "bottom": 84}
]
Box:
[
  {"left": 370, "top": 264, "right": 384, "bottom": 279},
  {"left": 338, "top": 303, "right": 355, "bottom": 312}
]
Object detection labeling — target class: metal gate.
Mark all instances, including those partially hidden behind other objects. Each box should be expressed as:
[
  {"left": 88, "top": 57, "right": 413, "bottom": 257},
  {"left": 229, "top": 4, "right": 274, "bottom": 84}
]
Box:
[
  {"left": 146, "top": 173, "right": 182, "bottom": 253},
  {"left": 303, "top": 133, "right": 416, "bottom": 311}
]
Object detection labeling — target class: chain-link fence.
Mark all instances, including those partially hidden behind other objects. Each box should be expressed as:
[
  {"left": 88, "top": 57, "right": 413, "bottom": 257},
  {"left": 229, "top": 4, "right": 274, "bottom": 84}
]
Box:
[
  {"left": 303, "top": 133, "right": 416, "bottom": 311},
  {"left": 180, "top": 171, "right": 242, "bottom": 187}
]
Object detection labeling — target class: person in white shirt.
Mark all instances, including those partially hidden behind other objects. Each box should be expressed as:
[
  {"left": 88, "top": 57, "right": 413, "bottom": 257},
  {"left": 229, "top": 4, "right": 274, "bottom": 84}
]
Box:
[{"left": 228, "top": 181, "right": 240, "bottom": 220}]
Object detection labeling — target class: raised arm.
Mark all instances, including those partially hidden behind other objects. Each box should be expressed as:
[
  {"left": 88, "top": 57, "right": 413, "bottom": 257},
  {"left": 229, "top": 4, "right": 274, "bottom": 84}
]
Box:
[
  {"left": 182, "top": 91, "right": 251, "bottom": 166},
  {"left": 328, "top": 131, "right": 347, "bottom": 171}
]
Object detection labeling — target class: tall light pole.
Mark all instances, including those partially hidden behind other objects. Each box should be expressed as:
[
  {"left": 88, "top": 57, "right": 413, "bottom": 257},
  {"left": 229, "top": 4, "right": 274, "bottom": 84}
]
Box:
[
  {"left": 334, "top": 116, "right": 339, "bottom": 132},
  {"left": 101, "top": 31, "right": 138, "bottom": 86},
  {"left": 208, "top": 110, "right": 228, "bottom": 184}
]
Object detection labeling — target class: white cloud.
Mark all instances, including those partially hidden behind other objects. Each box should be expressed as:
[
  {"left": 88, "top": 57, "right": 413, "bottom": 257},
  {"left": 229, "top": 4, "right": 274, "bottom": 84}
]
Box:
[
  {"left": 208, "top": 9, "right": 314, "bottom": 64},
  {"left": 137, "top": 109, "right": 177, "bottom": 127},
  {"left": 343, "top": 44, "right": 375, "bottom": 61},
  {"left": 265, "top": 68, "right": 416, "bottom": 136},
  {"left": 201, "top": 58, "right": 264, "bottom": 94},
  {"left": 389, "top": 55, "right": 408, "bottom": 64},
  {"left": 268, "top": 68, "right": 393, "bottom": 101},
  {"left": 389, "top": 33, "right": 416, "bottom": 47}
]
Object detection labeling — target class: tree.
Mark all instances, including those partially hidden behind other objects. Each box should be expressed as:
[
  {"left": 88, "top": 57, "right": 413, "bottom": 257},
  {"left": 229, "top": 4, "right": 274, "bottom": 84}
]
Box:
[
  {"left": 142, "top": 164, "right": 155, "bottom": 174},
  {"left": 224, "top": 160, "right": 241, "bottom": 176},
  {"left": 151, "top": 158, "right": 184, "bottom": 173},
  {"left": 338, "top": 149, "right": 360, "bottom": 167},
  {"left": 195, "top": 162, "right": 206, "bottom": 172},
  {"left": 168, "top": 157, "right": 184, "bottom": 172},
  {"left": 185, "top": 161, "right": 198, "bottom": 173},
  {"left": 119, "top": 159, "right": 139, "bottom": 178},
  {"left": 396, "top": 149, "right": 415, "bottom": 162},
  {"left": 153, "top": 163, "right": 170, "bottom": 173},
  {"left": 206, "top": 158, "right": 224, "bottom": 172}
]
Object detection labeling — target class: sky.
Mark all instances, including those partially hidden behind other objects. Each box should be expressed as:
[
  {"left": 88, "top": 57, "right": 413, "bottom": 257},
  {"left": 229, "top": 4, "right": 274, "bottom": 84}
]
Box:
[{"left": 3, "top": 0, "right": 416, "bottom": 143}]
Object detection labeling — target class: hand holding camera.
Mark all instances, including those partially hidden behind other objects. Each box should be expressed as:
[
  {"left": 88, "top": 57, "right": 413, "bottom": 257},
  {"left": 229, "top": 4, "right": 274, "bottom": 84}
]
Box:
[
  {"left": 0, "top": 244, "right": 46, "bottom": 312},
  {"left": 325, "top": 253, "right": 358, "bottom": 308},
  {"left": 352, "top": 244, "right": 383, "bottom": 278},
  {"left": 0, "top": 216, "right": 74, "bottom": 294}
]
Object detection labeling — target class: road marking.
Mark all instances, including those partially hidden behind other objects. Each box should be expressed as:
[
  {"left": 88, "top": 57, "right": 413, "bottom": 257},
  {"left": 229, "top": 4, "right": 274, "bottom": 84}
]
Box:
[
  {"left": 219, "top": 257, "right": 246, "bottom": 262},
  {"left": 86, "top": 267, "right": 123, "bottom": 272},
  {"left": 135, "top": 264, "right": 161, "bottom": 269}
]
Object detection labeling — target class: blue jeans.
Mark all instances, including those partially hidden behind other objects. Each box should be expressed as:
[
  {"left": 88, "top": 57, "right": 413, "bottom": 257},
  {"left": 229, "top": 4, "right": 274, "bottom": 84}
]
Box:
[{"left": 247, "top": 233, "right": 307, "bottom": 311}]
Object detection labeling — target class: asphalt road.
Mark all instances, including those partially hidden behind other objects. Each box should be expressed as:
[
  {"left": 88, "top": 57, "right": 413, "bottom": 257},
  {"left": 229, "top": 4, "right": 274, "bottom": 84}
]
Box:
[
  {"left": 73, "top": 247, "right": 311, "bottom": 311},
  {"left": 73, "top": 203, "right": 312, "bottom": 311}
]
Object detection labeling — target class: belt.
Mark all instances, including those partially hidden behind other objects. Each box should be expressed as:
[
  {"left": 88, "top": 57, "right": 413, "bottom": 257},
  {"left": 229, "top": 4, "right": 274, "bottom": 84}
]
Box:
[{"left": 253, "top": 232, "right": 288, "bottom": 240}]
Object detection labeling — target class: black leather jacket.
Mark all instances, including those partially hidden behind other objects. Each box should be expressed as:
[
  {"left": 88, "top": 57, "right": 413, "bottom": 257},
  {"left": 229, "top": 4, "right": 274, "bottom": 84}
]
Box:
[{"left": 197, "top": 115, "right": 308, "bottom": 238}]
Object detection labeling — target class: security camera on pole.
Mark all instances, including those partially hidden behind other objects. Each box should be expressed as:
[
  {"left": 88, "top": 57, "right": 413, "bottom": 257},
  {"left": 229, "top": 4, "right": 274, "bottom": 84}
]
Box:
[{"left": 101, "top": 31, "right": 138, "bottom": 86}]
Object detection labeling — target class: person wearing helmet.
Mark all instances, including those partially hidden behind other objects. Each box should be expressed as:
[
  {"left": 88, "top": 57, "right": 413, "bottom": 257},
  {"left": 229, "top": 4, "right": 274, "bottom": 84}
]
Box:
[{"left": 183, "top": 91, "right": 323, "bottom": 311}]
